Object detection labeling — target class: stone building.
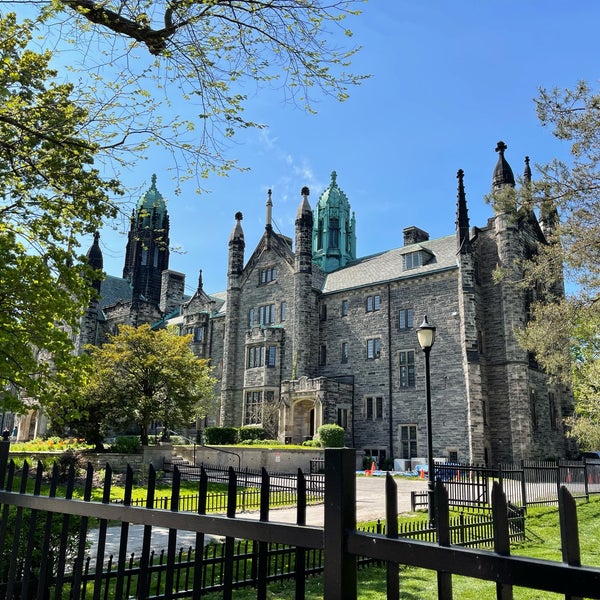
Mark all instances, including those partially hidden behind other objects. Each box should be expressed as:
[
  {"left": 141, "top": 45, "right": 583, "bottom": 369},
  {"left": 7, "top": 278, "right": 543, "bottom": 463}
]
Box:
[{"left": 78, "top": 141, "right": 574, "bottom": 465}]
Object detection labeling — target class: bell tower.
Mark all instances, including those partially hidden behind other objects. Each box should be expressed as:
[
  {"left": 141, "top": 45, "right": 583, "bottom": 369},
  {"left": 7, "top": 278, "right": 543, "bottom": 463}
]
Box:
[
  {"left": 123, "top": 174, "right": 170, "bottom": 305},
  {"left": 312, "top": 171, "right": 356, "bottom": 272}
]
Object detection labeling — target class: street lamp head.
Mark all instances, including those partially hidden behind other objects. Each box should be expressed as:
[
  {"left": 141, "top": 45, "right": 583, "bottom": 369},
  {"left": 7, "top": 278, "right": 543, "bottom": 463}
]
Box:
[{"left": 416, "top": 315, "right": 436, "bottom": 350}]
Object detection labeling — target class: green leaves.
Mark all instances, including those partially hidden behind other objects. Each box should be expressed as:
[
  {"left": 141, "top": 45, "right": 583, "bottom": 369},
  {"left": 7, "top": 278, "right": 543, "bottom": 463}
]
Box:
[
  {"left": 0, "top": 13, "right": 120, "bottom": 406},
  {"left": 83, "top": 324, "right": 217, "bottom": 445},
  {"left": 35, "top": 0, "right": 368, "bottom": 180},
  {"left": 514, "top": 81, "right": 600, "bottom": 449}
]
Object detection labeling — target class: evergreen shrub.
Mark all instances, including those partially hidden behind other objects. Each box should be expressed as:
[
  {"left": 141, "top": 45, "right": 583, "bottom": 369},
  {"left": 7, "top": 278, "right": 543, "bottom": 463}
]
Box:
[
  {"left": 317, "top": 424, "right": 345, "bottom": 448},
  {"left": 203, "top": 426, "right": 238, "bottom": 445},
  {"left": 238, "top": 426, "right": 267, "bottom": 442},
  {"left": 110, "top": 436, "right": 141, "bottom": 454}
]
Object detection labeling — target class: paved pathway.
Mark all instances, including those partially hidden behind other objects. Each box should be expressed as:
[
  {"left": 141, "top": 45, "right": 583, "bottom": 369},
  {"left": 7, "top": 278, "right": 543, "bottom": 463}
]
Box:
[{"left": 87, "top": 474, "right": 427, "bottom": 559}]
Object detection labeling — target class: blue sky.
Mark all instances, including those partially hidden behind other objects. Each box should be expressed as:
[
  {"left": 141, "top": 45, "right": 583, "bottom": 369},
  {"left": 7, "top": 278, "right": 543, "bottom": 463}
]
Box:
[{"left": 92, "top": 1, "right": 600, "bottom": 296}]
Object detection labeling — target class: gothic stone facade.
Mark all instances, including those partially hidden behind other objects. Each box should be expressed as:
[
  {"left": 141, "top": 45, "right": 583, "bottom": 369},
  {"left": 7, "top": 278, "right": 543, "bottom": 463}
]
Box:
[{"left": 80, "top": 143, "right": 574, "bottom": 466}]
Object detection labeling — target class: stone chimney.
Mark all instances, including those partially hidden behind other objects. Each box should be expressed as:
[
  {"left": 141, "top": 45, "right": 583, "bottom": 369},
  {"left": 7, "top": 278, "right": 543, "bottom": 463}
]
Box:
[{"left": 403, "top": 226, "right": 429, "bottom": 246}]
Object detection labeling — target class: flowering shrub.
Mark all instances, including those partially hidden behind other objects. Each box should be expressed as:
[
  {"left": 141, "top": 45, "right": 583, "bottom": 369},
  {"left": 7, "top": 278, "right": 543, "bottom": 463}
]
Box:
[{"left": 9, "top": 436, "right": 91, "bottom": 452}]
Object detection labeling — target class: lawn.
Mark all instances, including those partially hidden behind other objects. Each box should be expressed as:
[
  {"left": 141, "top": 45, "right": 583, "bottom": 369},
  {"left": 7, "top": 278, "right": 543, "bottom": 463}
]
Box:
[{"left": 196, "top": 496, "right": 600, "bottom": 599}]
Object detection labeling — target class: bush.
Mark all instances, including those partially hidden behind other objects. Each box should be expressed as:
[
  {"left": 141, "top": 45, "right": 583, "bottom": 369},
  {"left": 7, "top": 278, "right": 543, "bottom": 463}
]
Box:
[
  {"left": 363, "top": 455, "right": 375, "bottom": 470},
  {"left": 380, "top": 457, "right": 394, "bottom": 471},
  {"left": 317, "top": 424, "right": 345, "bottom": 448},
  {"left": 302, "top": 438, "right": 323, "bottom": 448},
  {"left": 238, "top": 426, "right": 267, "bottom": 442},
  {"left": 239, "top": 438, "right": 281, "bottom": 446},
  {"left": 110, "top": 435, "right": 141, "bottom": 454},
  {"left": 203, "top": 427, "right": 238, "bottom": 445},
  {"left": 53, "top": 449, "right": 86, "bottom": 480}
]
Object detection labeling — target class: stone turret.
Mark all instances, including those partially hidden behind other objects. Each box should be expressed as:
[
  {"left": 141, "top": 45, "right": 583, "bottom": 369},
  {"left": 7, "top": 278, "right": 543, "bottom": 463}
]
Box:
[
  {"left": 221, "top": 212, "right": 246, "bottom": 426},
  {"left": 492, "top": 141, "right": 515, "bottom": 191},
  {"left": 293, "top": 187, "right": 317, "bottom": 377},
  {"left": 75, "top": 232, "right": 103, "bottom": 354},
  {"left": 454, "top": 170, "right": 485, "bottom": 462}
]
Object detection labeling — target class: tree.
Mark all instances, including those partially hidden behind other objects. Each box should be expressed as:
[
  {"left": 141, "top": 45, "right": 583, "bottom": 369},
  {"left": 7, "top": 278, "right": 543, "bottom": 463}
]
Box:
[
  {"left": 0, "top": 2, "right": 364, "bottom": 421},
  {"left": 21, "top": 0, "right": 367, "bottom": 181},
  {"left": 0, "top": 13, "right": 120, "bottom": 408},
  {"left": 83, "top": 324, "right": 216, "bottom": 445},
  {"left": 500, "top": 81, "right": 600, "bottom": 449}
]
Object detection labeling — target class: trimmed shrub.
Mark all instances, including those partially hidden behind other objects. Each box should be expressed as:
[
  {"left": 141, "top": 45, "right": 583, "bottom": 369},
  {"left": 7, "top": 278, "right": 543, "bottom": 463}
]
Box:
[
  {"left": 238, "top": 426, "right": 267, "bottom": 442},
  {"left": 302, "top": 438, "right": 323, "bottom": 448},
  {"left": 203, "top": 426, "right": 238, "bottom": 445},
  {"left": 317, "top": 424, "right": 345, "bottom": 448},
  {"left": 110, "top": 435, "right": 141, "bottom": 454}
]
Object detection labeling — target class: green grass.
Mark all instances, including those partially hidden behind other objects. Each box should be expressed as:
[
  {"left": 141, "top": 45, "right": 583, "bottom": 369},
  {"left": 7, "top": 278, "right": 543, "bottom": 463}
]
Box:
[{"left": 196, "top": 497, "right": 600, "bottom": 599}]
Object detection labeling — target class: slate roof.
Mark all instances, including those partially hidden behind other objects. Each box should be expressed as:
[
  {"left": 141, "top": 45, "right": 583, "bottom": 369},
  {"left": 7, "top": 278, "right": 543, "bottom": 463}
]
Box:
[
  {"left": 98, "top": 275, "right": 132, "bottom": 310},
  {"left": 202, "top": 235, "right": 458, "bottom": 311},
  {"left": 320, "top": 234, "right": 458, "bottom": 294}
]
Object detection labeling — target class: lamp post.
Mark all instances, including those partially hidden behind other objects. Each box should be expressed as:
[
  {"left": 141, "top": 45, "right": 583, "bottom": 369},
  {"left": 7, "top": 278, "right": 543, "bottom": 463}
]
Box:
[{"left": 416, "top": 315, "right": 436, "bottom": 525}]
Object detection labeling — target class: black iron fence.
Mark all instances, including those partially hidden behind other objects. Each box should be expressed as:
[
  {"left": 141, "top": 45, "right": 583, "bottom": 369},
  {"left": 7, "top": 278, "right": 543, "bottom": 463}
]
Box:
[
  {"left": 1, "top": 444, "right": 600, "bottom": 599},
  {"left": 164, "top": 459, "right": 325, "bottom": 496},
  {"left": 412, "top": 459, "right": 600, "bottom": 511}
]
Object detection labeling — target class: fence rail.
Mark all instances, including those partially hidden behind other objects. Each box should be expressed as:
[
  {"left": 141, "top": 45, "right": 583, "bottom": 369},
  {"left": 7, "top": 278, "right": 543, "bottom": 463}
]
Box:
[
  {"left": 411, "top": 459, "right": 600, "bottom": 511},
  {"left": 164, "top": 459, "right": 325, "bottom": 494},
  {"left": 1, "top": 444, "right": 600, "bottom": 599}
]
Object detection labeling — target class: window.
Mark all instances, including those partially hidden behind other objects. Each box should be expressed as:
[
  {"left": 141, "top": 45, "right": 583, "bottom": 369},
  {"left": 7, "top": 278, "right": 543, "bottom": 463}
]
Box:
[
  {"left": 320, "top": 304, "right": 327, "bottom": 321},
  {"left": 259, "top": 267, "right": 277, "bottom": 284},
  {"left": 329, "top": 217, "right": 340, "bottom": 249},
  {"left": 403, "top": 251, "right": 422, "bottom": 270},
  {"left": 365, "top": 396, "right": 383, "bottom": 420},
  {"left": 478, "top": 329, "right": 485, "bottom": 354},
  {"left": 399, "top": 350, "right": 415, "bottom": 387},
  {"left": 367, "top": 338, "right": 381, "bottom": 359},
  {"left": 399, "top": 308, "right": 414, "bottom": 329},
  {"left": 548, "top": 392, "right": 557, "bottom": 429},
  {"left": 193, "top": 327, "right": 203, "bottom": 342},
  {"left": 247, "top": 346, "right": 264, "bottom": 368},
  {"left": 530, "top": 389, "right": 538, "bottom": 429},
  {"left": 280, "top": 301, "right": 287, "bottom": 322},
  {"left": 376, "top": 396, "right": 383, "bottom": 419},
  {"left": 317, "top": 219, "right": 324, "bottom": 250},
  {"left": 341, "top": 342, "right": 349, "bottom": 363},
  {"left": 337, "top": 408, "right": 348, "bottom": 429},
  {"left": 267, "top": 345, "right": 277, "bottom": 368},
  {"left": 400, "top": 425, "right": 417, "bottom": 459},
  {"left": 258, "top": 304, "right": 275, "bottom": 326},
  {"left": 319, "top": 345, "right": 327, "bottom": 366},
  {"left": 364, "top": 448, "right": 386, "bottom": 464},
  {"left": 341, "top": 299, "right": 349, "bottom": 317},
  {"left": 365, "top": 397, "right": 373, "bottom": 420},
  {"left": 248, "top": 308, "right": 255, "bottom": 328},
  {"left": 366, "top": 294, "right": 381, "bottom": 312},
  {"left": 244, "top": 391, "right": 262, "bottom": 425}
]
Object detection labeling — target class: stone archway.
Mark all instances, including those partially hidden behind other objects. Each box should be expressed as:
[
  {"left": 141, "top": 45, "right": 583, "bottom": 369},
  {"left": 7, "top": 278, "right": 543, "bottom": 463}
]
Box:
[{"left": 291, "top": 397, "right": 316, "bottom": 443}]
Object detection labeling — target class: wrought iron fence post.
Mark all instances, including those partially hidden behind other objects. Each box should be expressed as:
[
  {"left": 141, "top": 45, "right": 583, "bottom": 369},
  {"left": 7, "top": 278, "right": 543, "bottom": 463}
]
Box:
[
  {"left": 0, "top": 439, "right": 9, "bottom": 489},
  {"left": 520, "top": 460, "right": 528, "bottom": 509},
  {"left": 324, "top": 448, "right": 357, "bottom": 600}
]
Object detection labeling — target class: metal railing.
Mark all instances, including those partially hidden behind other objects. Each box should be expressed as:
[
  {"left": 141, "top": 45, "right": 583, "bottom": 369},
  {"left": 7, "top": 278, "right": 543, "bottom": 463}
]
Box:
[{"left": 0, "top": 444, "right": 599, "bottom": 599}]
